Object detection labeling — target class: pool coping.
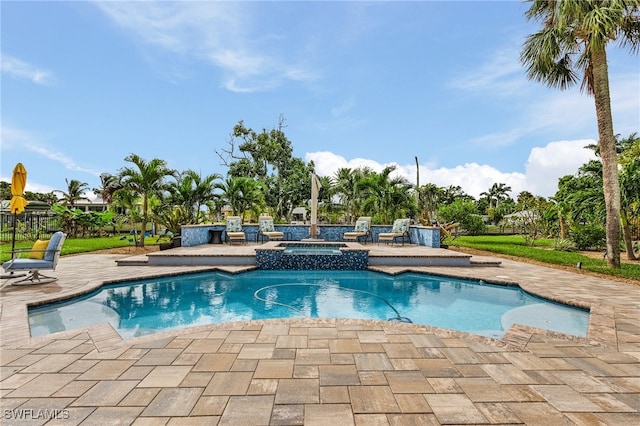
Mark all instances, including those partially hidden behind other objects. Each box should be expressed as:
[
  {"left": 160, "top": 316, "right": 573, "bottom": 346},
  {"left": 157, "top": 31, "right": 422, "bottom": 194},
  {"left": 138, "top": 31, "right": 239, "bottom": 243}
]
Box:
[{"left": 0, "top": 246, "right": 633, "bottom": 352}]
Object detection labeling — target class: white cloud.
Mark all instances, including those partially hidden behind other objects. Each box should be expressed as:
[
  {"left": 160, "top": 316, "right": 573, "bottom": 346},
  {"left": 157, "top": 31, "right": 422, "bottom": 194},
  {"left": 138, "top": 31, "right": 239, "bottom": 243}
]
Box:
[
  {"left": 1, "top": 126, "right": 102, "bottom": 179},
  {"left": 468, "top": 129, "right": 525, "bottom": 149},
  {"left": 524, "top": 139, "right": 597, "bottom": 197},
  {"left": 450, "top": 44, "right": 526, "bottom": 97},
  {"left": 95, "top": 1, "right": 319, "bottom": 92},
  {"left": 307, "top": 139, "right": 594, "bottom": 199},
  {"left": 1, "top": 55, "right": 53, "bottom": 85},
  {"left": 307, "top": 151, "right": 390, "bottom": 176},
  {"left": 421, "top": 163, "right": 527, "bottom": 200}
]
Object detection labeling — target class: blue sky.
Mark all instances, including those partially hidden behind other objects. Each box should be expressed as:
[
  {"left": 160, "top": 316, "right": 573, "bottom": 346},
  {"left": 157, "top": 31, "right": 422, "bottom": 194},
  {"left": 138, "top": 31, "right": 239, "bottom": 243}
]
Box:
[{"left": 2, "top": 1, "right": 638, "bottom": 201}]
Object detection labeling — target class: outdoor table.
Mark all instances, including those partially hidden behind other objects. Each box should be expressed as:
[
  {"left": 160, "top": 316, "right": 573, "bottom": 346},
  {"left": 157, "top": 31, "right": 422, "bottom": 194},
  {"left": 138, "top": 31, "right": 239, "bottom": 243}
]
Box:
[{"left": 208, "top": 230, "right": 223, "bottom": 244}]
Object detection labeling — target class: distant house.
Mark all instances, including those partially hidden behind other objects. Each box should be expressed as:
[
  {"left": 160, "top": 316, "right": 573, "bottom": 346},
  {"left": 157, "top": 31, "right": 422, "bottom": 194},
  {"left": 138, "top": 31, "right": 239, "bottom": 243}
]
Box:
[
  {"left": 73, "top": 196, "right": 108, "bottom": 212},
  {"left": 292, "top": 207, "right": 307, "bottom": 224},
  {"left": 0, "top": 200, "right": 52, "bottom": 214},
  {"left": 503, "top": 210, "right": 537, "bottom": 222}
]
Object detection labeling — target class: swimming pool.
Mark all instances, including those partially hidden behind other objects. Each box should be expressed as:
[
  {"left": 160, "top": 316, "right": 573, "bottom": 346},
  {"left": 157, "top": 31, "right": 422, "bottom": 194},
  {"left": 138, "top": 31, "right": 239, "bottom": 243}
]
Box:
[{"left": 28, "top": 270, "right": 590, "bottom": 340}]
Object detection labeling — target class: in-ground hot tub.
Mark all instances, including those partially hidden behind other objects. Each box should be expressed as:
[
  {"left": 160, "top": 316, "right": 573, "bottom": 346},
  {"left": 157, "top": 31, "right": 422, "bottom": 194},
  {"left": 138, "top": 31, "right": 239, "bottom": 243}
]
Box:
[{"left": 255, "top": 241, "right": 369, "bottom": 270}]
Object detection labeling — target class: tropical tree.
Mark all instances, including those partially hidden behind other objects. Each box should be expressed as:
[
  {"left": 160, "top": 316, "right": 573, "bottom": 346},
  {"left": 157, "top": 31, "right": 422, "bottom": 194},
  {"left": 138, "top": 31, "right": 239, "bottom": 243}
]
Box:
[
  {"left": 215, "top": 176, "right": 265, "bottom": 221},
  {"left": 92, "top": 173, "right": 122, "bottom": 209},
  {"left": 618, "top": 133, "right": 640, "bottom": 259},
  {"left": 117, "top": 154, "right": 175, "bottom": 247},
  {"left": 481, "top": 182, "right": 512, "bottom": 209},
  {"left": 416, "top": 183, "right": 443, "bottom": 225},
  {"left": 217, "top": 117, "right": 311, "bottom": 220},
  {"left": 521, "top": 0, "right": 640, "bottom": 267},
  {"left": 554, "top": 160, "right": 608, "bottom": 251},
  {"left": 619, "top": 156, "right": 640, "bottom": 259},
  {"left": 54, "top": 179, "right": 91, "bottom": 208},
  {"left": 111, "top": 188, "right": 141, "bottom": 238},
  {"left": 358, "top": 166, "right": 415, "bottom": 224},
  {"left": 334, "top": 167, "right": 367, "bottom": 222},
  {"left": 439, "top": 185, "right": 473, "bottom": 205},
  {"left": 165, "top": 169, "right": 221, "bottom": 225},
  {"left": 316, "top": 175, "right": 337, "bottom": 223},
  {"left": 437, "top": 199, "right": 485, "bottom": 235}
]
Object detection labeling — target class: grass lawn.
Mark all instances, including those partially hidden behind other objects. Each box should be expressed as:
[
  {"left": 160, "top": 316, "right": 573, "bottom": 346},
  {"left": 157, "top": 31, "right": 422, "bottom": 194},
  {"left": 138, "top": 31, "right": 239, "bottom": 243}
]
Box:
[
  {"left": 0, "top": 236, "right": 163, "bottom": 263},
  {"left": 446, "top": 235, "right": 640, "bottom": 283}
]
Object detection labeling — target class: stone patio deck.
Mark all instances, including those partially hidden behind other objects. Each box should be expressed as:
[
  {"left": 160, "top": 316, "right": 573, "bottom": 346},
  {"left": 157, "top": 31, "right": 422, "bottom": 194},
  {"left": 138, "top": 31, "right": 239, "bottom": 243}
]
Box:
[{"left": 0, "top": 243, "right": 638, "bottom": 425}]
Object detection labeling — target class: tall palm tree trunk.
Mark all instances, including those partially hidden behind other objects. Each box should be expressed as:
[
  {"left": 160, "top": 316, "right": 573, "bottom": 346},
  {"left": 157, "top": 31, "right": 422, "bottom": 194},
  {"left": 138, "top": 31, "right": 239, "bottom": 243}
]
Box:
[{"left": 592, "top": 48, "right": 621, "bottom": 268}]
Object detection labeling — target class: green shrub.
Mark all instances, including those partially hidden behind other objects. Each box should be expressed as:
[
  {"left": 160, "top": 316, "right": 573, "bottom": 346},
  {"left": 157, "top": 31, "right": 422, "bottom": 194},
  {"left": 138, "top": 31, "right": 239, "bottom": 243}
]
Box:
[
  {"left": 570, "top": 224, "right": 606, "bottom": 250},
  {"left": 437, "top": 200, "right": 485, "bottom": 235},
  {"left": 553, "top": 238, "right": 577, "bottom": 252}
]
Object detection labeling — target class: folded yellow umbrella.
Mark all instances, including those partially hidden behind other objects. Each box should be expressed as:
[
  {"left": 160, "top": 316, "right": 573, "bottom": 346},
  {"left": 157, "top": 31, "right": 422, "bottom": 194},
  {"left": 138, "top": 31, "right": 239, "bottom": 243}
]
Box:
[{"left": 9, "top": 162, "right": 28, "bottom": 214}]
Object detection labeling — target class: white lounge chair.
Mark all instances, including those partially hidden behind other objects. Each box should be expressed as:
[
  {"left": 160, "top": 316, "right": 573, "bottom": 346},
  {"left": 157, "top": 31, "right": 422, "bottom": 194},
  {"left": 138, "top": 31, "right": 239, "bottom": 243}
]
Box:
[{"left": 2, "top": 231, "right": 67, "bottom": 285}]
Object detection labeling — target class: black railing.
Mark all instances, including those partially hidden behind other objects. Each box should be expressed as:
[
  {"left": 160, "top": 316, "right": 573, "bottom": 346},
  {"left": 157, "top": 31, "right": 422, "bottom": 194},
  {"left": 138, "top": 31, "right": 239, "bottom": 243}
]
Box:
[{"left": 0, "top": 213, "right": 61, "bottom": 242}]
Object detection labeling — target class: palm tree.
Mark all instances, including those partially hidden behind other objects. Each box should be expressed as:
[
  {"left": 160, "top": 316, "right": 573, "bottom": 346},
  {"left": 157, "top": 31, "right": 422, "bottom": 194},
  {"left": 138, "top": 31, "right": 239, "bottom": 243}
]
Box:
[
  {"left": 440, "top": 185, "right": 472, "bottom": 205},
  {"left": 215, "top": 176, "right": 265, "bottom": 221},
  {"left": 359, "top": 166, "right": 415, "bottom": 224},
  {"left": 334, "top": 168, "right": 361, "bottom": 222},
  {"left": 166, "top": 170, "right": 221, "bottom": 225},
  {"left": 111, "top": 188, "right": 141, "bottom": 239},
  {"left": 54, "top": 179, "right": 91, "bottom": 208},
  {"left": 479, "top": 189, "right": 495, "bottom": 211},
  {"left": 92, "top": 173, "right": 122, "bottom": 209},
  {"left": 117, "top": 154, "right": 175, "bottom": 247},
  {"left": 416, "top": 183, "right": 443, "bottom": 224},
  {"left": 491, "top": 183, "right": 512, "bottom": 208},
  {"left": 520, "top": 0, "right": 640, "bottom": 268}
]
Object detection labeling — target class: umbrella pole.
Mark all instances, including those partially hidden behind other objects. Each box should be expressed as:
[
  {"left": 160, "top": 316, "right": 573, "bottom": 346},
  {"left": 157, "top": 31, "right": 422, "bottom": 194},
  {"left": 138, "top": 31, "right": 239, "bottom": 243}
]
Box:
[
  {"left": 11, "top": 212, "right": 17, "bottom": 253},
  {"left": 1, "top": 212, "right": 26, "bottom": 279}
]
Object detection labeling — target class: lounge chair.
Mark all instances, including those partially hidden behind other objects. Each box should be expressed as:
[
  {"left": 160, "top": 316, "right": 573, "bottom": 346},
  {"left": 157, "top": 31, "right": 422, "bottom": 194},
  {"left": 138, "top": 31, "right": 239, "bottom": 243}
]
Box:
[
  {"left": 258, "top": 215, "right": 284, "bottom": 243},
  {"left": 225, "top": 216, "right": 246, "bottom": 244},
  {"left": 377, "top": 218, "right": 411, "bottom": 245},
  {"left": 343, "top": 216, "right": 372, "bottom": 243},
  {"left": 438, "top": 221, "right": 460, "bottom": 245},
  {"left": 2, "top": 231, "right": 67, "bottom": 285}
]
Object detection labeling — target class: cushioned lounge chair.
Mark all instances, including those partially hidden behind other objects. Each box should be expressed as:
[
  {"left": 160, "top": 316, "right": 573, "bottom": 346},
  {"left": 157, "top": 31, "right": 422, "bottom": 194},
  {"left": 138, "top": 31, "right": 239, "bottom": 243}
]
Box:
[
  {"left": 225, "top": 216, "right": 246, "bottom": 244},
  {"left": 343, "top": 216, "right": 372, "bottom": 243},
  {"left": 377, "top": 218, "right": 411, "bottom": 245},
  {"left": 2, "top": 231, "right": 67, "bottom": 285},
  {"left": 258, "top": 215, "right": 284, "bottom": 243}
]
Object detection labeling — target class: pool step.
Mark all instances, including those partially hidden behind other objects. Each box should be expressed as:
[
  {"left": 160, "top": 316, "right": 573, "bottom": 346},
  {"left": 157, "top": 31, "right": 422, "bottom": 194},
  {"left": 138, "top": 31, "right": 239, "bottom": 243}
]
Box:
[{"left": 115, "top": 244, "right": 501, "bottom": 268}]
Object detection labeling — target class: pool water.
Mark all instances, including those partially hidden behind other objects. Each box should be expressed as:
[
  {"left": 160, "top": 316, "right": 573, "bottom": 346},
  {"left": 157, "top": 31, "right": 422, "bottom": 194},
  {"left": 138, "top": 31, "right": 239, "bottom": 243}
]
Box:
[{"left": 29, "top": 270, "right": 589, "bottom": 340}]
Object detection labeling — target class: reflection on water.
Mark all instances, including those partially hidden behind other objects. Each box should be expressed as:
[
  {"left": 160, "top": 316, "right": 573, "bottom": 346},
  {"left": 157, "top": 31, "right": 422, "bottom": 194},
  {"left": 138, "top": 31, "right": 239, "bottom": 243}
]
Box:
[{"left": 29, "top": 270, "right": 589, "bottom": 339}]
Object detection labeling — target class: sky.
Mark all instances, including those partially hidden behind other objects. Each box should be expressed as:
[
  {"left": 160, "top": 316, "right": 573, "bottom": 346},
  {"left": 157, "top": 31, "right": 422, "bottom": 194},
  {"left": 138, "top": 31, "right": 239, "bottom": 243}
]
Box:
[{"left": 1, "top": 1, "right": 639, "bottom": 202}]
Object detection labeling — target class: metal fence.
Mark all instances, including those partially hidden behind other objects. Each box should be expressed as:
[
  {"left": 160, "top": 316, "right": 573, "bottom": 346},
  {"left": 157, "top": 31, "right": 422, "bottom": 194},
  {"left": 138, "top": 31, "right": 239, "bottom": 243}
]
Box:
[{"left": 0, "top": 212, "right": 61, "bottom": 242}]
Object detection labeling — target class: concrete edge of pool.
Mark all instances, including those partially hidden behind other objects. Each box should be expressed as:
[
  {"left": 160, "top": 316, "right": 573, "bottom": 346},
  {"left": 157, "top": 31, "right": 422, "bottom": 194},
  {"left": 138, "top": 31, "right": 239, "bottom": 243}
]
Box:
[{"left": 0, "top": 243, "right": 627, "bottom": 352}]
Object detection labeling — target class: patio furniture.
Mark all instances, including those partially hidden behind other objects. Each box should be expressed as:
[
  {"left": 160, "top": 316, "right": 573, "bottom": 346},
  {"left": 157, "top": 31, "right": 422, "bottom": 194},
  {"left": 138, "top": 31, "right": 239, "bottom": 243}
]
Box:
[
  {"left": 2, "top": 231, "right": 67, "bottom": 285},
  {"left": 343, "top": 216, "right": 372, "bottom": 243},
  {"left": 258, "top": 215, "right": 284, "bottom": 243},
  {"left": 377, "top": 218, "right": 411, "bottom": 245},
  {"left": 225, "top": 216, "right": 246, "bottom": 244},
  {"left": 209, "top": 229, "right": 224, "bottom": 244}
]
